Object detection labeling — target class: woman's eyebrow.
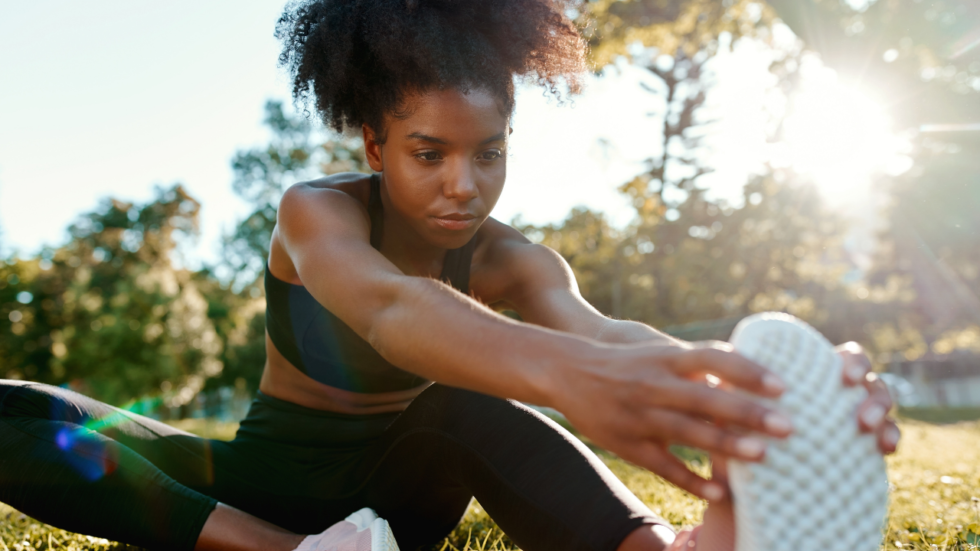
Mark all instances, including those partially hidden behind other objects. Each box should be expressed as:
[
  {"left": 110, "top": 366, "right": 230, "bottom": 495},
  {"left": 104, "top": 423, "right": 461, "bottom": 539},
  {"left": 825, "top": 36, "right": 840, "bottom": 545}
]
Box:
[
  {"left": 406, "top": 132, "right": 448, "bottom": 144},
  {"left": 480, "top": 132, "right": 507, "bottom": 145},
  {"left": 405, "top": 132, "right": 507, "bottom": 145}
]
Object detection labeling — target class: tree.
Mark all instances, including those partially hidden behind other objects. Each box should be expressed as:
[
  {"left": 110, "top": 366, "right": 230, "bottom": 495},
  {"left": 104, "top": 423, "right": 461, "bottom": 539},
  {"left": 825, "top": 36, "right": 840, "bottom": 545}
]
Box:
[
  {"left": 578, "top": 0, "right": 779, "bottom": 67},
  {"left": 221, "top": 100, "right": 370, "bottom": 290},
  {"left": 512, "top": 1, "right": 863, "bottom": 344},
  {"left": 0, "top": 185, "right": 223, "bottom": 408},
  {"left": 763, "top": 0, "right": 980, "bottom": 358}
]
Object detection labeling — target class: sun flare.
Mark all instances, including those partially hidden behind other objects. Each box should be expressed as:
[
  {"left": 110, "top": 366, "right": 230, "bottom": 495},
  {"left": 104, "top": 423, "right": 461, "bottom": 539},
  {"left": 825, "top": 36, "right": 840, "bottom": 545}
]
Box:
[{"left": 773, "top": 69, "right": 911, "bottom": 206}]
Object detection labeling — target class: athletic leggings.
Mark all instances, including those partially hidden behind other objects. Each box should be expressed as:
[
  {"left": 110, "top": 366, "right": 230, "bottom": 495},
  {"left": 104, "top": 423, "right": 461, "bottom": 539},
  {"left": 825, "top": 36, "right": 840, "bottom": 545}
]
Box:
[{"left": 0, "top": 380, "right": 661, "bottom": 551}]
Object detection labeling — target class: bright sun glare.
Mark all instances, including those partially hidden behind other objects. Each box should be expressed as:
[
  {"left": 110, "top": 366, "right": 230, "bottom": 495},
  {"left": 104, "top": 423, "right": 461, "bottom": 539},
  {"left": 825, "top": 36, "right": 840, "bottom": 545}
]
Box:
[{"left": 774, "top": 67, "right": 912, "bottom": 206}]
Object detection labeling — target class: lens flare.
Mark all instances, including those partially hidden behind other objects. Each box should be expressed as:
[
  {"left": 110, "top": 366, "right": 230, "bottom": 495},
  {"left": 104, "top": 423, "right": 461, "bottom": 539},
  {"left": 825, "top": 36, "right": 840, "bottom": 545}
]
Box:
[
  {"left": 772, "top": 68, "right": 911, "bottom": 206},
  {"left": 949, "top": 28, "right": 980, "bottom": 60},
  {"left": 53, "top": 397, "right": 164, "bottom": 481},
  {"left": 55, "top": 427, "right": 116, "bottom": 482}
]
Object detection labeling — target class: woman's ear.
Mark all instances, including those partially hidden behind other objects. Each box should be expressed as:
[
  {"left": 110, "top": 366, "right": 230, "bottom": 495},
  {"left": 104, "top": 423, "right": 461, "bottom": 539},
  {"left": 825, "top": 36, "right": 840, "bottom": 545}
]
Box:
[{"left": 363, "top": 124, "right": 384, "bottom": 172}]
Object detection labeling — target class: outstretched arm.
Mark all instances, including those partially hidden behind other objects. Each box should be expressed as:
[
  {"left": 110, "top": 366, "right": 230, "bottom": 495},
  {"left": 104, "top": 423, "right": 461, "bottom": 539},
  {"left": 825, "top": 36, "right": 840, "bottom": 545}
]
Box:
[
  {"left": 274, "top": 185, "right": 788, "bottom": 500},
  {"left": 483, "top": 226, "right": 898, "bottom": 458}
]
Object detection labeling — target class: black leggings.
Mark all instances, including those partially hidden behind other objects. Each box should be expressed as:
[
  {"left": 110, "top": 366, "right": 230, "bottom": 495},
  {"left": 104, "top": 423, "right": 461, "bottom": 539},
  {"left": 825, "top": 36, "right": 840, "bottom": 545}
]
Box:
[{"left": 0, "top": 380, "right": 660, "bottom": 551}]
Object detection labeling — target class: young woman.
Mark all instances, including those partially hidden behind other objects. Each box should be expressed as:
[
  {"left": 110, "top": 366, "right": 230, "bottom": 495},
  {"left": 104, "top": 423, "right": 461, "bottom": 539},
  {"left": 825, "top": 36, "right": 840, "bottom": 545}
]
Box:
[{"left": 0, "top": 1, "right": 899, "bottom": 550}]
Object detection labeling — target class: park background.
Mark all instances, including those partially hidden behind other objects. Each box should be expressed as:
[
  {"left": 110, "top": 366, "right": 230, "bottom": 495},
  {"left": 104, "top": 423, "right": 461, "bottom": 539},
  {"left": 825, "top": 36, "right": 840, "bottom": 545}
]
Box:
[{"left": 1, "top": 0, "right": 980, "bottom": 549}]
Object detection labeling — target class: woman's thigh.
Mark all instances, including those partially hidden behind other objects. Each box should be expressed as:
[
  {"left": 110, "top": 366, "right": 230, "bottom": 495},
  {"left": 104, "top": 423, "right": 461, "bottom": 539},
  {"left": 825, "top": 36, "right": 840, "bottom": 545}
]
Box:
[
  {"left": 0, "top": 382, "right": 304, "bottom": 505},
  {"left": 0, "top": 380, "right": 231, "bottom": 549},
  {"left": 352, "top": 384, "right": 659, "bottom": 551}
]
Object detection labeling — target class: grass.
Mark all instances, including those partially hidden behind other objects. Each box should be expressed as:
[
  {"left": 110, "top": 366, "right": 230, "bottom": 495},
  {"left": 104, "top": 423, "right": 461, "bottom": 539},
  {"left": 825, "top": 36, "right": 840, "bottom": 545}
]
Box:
[
  {"left": 897, "top": 408, "right": 980, "bottom": 425},
  {"left": 2, "top": 418, "right": 979, "bottom": 551}
]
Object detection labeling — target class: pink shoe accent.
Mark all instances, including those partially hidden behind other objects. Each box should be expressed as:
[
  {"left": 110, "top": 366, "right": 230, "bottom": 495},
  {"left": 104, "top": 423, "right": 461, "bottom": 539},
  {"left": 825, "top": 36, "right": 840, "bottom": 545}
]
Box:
[
  {"left": 667, "top": 526, "right": 702, "bottom": 551},
  {"left": 294, "top": 512, "right": 386, "bottom": 551}
]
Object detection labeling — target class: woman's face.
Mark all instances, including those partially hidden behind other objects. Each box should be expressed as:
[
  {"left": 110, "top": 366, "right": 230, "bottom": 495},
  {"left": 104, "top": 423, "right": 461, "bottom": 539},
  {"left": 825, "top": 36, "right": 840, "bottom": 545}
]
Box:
[{"left": 364, "top": 87, "right": 509, "bottom": 250}]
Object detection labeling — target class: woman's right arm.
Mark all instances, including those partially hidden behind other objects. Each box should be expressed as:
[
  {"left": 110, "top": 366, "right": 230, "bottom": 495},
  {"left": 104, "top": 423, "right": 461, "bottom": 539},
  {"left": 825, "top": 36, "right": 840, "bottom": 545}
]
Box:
[
  {"left": 274, "top": 183, "right": 789, "bottom": 500},
  {"left": 274, "top": 182, "right": 584, "bottom": 406}
]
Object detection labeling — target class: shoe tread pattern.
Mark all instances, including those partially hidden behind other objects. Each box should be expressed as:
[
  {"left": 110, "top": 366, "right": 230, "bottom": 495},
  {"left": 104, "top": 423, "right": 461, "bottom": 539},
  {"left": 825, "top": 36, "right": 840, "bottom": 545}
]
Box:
[
  {"left": 727, "top": 312, "right": 889, "bottom": 551},
  {"left": 371, "top": 518, "right": 399, "bottom": 551}
]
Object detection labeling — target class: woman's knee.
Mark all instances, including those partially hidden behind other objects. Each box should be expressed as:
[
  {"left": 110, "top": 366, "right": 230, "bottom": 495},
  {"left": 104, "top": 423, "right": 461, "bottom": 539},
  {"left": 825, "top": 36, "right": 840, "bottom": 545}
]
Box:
[{"left": 0, "top": 381, "right": 86, "bottom": 423}]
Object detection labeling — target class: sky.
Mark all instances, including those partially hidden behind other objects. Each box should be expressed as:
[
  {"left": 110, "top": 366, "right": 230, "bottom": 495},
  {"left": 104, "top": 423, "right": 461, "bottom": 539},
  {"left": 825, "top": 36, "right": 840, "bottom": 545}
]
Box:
[{"left": 0, "top": 1, "right": 894, "bottom": 269}]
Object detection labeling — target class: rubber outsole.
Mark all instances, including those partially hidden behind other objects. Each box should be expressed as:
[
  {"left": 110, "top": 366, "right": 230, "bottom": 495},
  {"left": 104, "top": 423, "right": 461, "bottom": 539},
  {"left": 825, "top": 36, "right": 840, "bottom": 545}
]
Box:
[
  {"left": 345, "top": 508, "right": 400, "bottom": 551},
  {"left": 727, "top": 312, "right": 889, "bottom": 551}
]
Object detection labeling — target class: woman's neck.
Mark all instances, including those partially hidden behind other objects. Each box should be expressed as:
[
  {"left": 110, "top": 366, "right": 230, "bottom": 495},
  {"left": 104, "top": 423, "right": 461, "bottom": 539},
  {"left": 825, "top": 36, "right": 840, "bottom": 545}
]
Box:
[{"left": 378, "top": 209, "right": 448, "bottom": 279}]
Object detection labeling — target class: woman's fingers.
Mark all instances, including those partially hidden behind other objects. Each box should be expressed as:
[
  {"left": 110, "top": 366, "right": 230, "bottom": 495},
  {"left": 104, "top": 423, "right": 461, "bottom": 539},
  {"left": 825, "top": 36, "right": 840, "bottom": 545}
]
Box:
[
  {"left": 648, "top": 410, "right": 772, "bottom": 461},
  {"left": 672, "top": 344, "right": 786, "bottom": 398},
  {"left": 632, "top": 442, "right": 727, "bottom": 502},
  {"left": 836, "top": 343, "right": 901, "bottom": 452},
  {"left": 657, "top": 383, "right": 793, "bottom": 438},
  {"left": 837, "top": 341, "right": 872, "bottom": 386},
  {"left": 876, "top": 419, "right": 900, "bottom": 454},
  {"left": 856, "top": 373, "right": 894, "bottom": 432}
]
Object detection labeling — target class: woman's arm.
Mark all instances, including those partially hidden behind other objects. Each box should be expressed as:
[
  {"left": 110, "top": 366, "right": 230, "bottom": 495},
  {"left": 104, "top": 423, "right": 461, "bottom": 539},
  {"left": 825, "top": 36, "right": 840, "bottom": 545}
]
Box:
[
  {"left": 481, "top": 224, "right": 899, "bottom": 459},
  {"left": 275, "top": 183, "right": 788, "bottom": 500}
]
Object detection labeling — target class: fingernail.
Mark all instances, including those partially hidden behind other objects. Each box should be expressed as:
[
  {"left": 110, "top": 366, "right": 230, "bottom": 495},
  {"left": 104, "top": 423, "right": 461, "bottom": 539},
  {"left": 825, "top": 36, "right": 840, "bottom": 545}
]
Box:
[
  {"left": 861, "top": 404, "right": 886, "bottom": 428},
  {"left": 762, "top": 374, "right": 786, "bottom": 394},
  {"left": 884, "top": 425, "right": 900, "bottom": 448},
  {"left": 735, "top": 437, "right": 767, "bottom": 458},
  {"left": 703, "top": 483, "right": 725, "bottom": 501},
  {"left": 764, "top": 412, "right": 794, "bottom": 434},
  {"left": 846, "top": 363, "right": 866, "bottom": 383}
]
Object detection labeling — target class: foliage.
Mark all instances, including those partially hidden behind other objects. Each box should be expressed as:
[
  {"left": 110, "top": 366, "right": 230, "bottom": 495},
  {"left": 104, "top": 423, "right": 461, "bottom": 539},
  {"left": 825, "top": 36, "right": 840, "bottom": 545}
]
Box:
[
  {"left": 516, "top": 30, "right": 861, "bottom": 345},
  {"left": 221, "top": 100, "right": 369, "bottom": 290},
  {"left": 0, "top": 186, "right": 222, "bottom": 407},
  {"left": 764, "top": 0, "right": 980, "bottom": 131},
  {"left": 578, "top": 0, "right": 779, "bottom": 67},
  {"left": 762, "top": 0, "right": 980, "bottom": 360}
]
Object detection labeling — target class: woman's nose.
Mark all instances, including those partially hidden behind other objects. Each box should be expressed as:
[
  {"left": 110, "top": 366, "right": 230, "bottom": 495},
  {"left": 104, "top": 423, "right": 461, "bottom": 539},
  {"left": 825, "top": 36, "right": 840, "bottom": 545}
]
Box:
[{"left": 444, "top": 163, "right": 479, "bottom": 201}]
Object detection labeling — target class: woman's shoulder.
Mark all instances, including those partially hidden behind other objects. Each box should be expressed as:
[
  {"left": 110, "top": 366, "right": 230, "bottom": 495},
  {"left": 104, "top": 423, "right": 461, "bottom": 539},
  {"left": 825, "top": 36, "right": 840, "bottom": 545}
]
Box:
[
  {"left": 283, "top": 172, "right": 374, "bottom": 209},
  {"left": 270, "top": 173, "right": 376, "bottom": 282},
  {"left": 470, "top": 218, "right": 561, "bottom": 303},
  {"left": 473, "top": 217, "right": 530, "bottom": 260}
]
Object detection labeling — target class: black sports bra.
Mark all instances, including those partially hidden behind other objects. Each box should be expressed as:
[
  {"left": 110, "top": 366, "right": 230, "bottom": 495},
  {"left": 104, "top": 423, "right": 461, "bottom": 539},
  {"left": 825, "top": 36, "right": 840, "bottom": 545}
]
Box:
[{"left": 264, "top": 174, "right": 477, "bottom": 393}]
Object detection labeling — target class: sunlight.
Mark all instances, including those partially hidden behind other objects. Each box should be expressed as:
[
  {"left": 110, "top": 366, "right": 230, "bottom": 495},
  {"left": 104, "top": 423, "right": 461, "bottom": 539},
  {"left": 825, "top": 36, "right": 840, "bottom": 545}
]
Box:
[{"left": 772, "top": 66, "right": 911, "bottom": 206}]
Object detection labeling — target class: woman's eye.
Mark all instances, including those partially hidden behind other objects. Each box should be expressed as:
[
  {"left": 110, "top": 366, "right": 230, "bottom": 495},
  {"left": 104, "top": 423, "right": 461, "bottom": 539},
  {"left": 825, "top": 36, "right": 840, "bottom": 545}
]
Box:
[
  {"left": 415, "top": 151, "right": 441, "bottom": 162},
  {"left": 479, "top": 150, "right": 503, "bottom": 161}
]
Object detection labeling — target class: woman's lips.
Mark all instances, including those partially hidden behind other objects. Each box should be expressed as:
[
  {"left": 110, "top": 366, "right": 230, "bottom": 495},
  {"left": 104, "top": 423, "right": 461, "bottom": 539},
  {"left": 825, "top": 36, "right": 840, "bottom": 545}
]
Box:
[{"left": 433, "top": 215, "right": 477, "bottom": 230}]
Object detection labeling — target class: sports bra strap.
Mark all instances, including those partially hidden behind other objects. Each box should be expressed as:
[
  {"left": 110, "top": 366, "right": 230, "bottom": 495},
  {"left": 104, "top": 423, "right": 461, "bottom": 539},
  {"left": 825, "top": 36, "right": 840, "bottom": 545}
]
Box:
[{"left": 369, "top": 173, "right": 384, "bottom": 251}]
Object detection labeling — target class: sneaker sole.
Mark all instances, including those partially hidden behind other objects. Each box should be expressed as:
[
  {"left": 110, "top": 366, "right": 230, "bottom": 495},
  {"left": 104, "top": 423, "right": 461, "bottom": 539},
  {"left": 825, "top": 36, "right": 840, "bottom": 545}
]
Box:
[
  {"left": 727, "top": 312, "right": 889, "bottom": 551},
  {"left": 345, "top": 508, "right": 400, "bottom": 551}
]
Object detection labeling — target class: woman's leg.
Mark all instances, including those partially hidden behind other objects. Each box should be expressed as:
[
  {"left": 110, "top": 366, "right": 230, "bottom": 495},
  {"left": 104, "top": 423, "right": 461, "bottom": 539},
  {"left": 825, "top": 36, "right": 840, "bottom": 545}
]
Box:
[
  {"left": 0, "top": 380, "right": 302, "bottom": 551},
  {"left": 351, "top": 384, "right": 669, "bottom": 551}
]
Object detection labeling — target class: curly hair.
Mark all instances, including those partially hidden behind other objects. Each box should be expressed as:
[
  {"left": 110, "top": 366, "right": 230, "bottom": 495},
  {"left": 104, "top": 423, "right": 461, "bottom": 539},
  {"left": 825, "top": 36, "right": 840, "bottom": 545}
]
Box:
[{"left": 276, "top": 0, "right": 587, "bottom": 140}]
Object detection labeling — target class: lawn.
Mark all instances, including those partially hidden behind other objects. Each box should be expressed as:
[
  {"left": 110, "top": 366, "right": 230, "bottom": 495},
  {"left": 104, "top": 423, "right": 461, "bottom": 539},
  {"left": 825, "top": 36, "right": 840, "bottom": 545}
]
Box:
[{"left": 1, "top": 418, "right": 978, "bottom": 551}]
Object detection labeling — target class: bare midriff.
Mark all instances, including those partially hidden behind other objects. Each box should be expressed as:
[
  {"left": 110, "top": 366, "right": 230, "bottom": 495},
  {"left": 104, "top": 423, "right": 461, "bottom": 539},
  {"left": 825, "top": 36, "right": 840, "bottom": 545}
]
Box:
[{"left": 259, "top": 331, "right": 431, "bottom": 414}]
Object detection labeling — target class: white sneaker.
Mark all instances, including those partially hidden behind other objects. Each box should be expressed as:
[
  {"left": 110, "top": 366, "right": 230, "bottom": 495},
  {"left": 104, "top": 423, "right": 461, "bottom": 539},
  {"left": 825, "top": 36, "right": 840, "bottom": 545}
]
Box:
[
  {"left": 727, "top": 312, "right": 889, "bottom": 551},
  {"left": 295, "top": 508, "right": 399, "bottom": 551}
]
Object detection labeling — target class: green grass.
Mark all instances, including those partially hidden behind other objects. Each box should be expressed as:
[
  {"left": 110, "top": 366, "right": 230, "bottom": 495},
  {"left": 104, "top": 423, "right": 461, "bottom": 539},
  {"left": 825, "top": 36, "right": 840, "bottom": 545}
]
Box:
[
  {"left": 2, "top": 419, "right": 979, "bottom": 550},
  {"left": 897, "top": 407, "right": 980, "bottom": 425}
]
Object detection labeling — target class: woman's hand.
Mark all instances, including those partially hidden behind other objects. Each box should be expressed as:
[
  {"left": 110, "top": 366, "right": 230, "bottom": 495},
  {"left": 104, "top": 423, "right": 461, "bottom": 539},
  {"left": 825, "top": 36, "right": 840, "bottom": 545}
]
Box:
[
  {"left": 836, "top": 342, "right": 900, "bottom": 454},
  {"left": 550, "top": 340, "right": 793, "bottom": 502}
]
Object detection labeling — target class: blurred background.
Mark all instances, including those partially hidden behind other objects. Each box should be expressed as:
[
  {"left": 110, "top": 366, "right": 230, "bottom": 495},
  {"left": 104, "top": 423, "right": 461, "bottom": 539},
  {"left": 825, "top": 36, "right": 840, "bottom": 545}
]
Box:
[{"left": 1, "top": 0, "right": 979, "bottom": 420}]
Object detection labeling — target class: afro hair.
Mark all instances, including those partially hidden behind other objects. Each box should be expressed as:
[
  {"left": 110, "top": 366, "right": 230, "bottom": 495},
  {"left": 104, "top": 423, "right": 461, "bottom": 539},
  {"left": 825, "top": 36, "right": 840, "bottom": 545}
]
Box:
[{"left": 276, "top": 0, "right": 587, "bottom": 139}]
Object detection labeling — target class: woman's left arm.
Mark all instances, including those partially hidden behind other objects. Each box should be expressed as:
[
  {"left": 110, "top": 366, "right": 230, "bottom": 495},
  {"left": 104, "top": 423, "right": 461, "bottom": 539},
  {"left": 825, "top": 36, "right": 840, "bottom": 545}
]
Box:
[{"left": 479, "top": 224, "right": 899, "bottom": 455}]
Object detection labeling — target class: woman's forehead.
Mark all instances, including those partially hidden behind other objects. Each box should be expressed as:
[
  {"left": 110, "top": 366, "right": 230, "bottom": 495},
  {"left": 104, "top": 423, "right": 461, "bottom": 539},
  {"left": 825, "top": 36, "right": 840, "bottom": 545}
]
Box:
[{"left": 388, "top": 88, "right": 509, "bottom": 143}]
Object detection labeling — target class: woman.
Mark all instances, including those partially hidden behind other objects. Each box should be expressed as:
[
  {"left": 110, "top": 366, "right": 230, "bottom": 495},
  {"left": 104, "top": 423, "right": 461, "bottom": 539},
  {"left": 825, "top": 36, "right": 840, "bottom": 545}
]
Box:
[{"left": 0, "top": 1, "right": 899, "bottom": 550}]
